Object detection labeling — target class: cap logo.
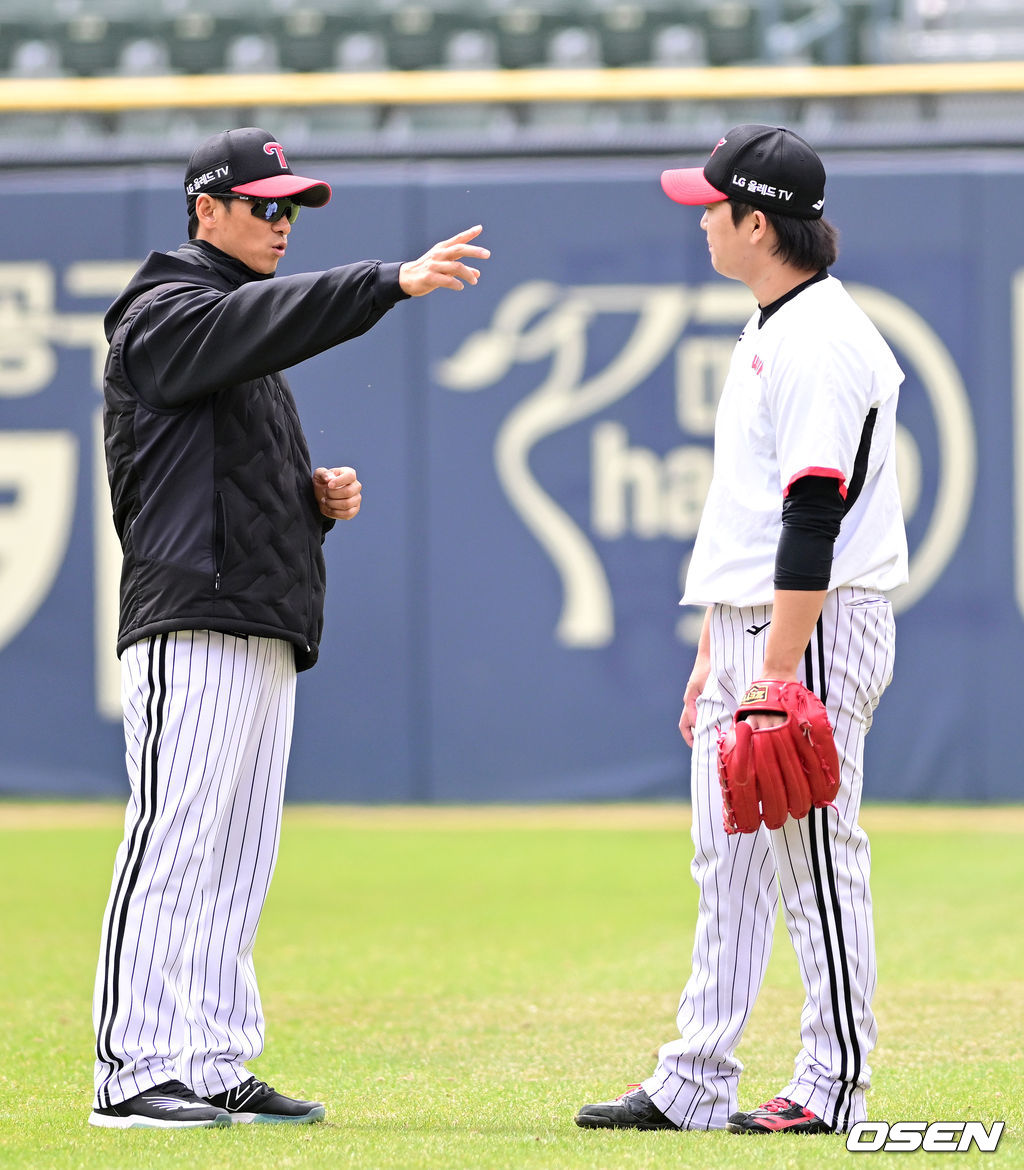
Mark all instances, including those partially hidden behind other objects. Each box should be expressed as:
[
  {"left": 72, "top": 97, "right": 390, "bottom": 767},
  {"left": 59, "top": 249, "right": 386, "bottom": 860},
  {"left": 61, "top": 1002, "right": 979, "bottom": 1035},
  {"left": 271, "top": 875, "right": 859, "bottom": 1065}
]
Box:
[
  {"left": 731, "top": 172, "right": 794, "bottom": 203},
  {"left": 263, "top": 142, "right": 288, "bottom": 170},
  {"left": 186, "top": 164, "right": 231, "bottom": 196},
  {"left": 710, "top": 136, "right": 727, "bottom": 156}
]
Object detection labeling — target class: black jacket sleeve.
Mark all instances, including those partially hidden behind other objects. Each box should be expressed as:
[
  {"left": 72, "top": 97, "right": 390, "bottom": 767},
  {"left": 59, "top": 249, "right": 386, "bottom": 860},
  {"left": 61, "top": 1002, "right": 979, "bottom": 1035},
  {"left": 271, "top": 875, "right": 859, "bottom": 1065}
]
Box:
[{"left": 125, "top": 260, "right": 408, "bottom": 408}]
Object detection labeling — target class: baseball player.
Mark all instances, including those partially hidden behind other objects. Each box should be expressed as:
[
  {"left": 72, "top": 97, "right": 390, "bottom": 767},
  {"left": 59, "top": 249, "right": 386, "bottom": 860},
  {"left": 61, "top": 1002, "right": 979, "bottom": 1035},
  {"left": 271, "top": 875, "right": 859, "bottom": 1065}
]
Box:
[
  {"left": 575, "top": 125, "right": 907, "bottom": 1135},
  {"left": 90, "top": 127, "right": 488, "bottom": 1128}
]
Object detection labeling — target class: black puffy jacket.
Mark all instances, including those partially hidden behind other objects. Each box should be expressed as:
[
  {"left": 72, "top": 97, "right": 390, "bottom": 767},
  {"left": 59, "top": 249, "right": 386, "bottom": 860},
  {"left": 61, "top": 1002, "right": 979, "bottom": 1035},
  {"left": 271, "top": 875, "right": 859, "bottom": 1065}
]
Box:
[{"left": 103, "top": 239, "right": 407, "bottom": 671}]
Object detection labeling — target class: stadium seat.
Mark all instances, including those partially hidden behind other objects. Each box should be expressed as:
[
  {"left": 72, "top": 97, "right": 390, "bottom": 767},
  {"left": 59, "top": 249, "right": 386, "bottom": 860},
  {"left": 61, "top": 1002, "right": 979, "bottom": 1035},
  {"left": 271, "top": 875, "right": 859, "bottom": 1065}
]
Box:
[
  {"left": 246, "top": 106, "right": 316, "bottom": 145},
  {"left": 933, "top": 90, "right": 1024, "bottom": 123},
  {"left": 869, "top": 21, "right": 1024, "bottom": 62},
  {"left": 382, "top": 101, "right": 517, "bottom": 138},
  {"left": 523, "top": 98, "right": 637, "bottom": 134},
  {"left": 443, "top": 28, "right": 500, "bottom": 70},
  {"left": 649, "top": 23, "right": 709, "bottom": 67},
  {"left": 662, "top": 98, "right": 732, "bottom": 130},
  {"left": 118, "top": 106, "right": 241, "bottom": 145},
  {"left": 0, "top": 113, "right": 67, "bottom": 143},
  {"left": 489, "top": 3, "right": 550, "bottom": 69},
  {"left": 908, "top": 0, "right": 1024, "bottom": 30},
  {"left": 117, "top": 108, "right": 185, "bottom": 140},
  {"left": 544, "top": 26, "right": 604, "bottom": 68},
  {"left": 167, "top": 107, "right": 245, "bottom": 141},
  {"left": 58, "top": 111, "right": 111, "bottom": 142},
  {"left": 302, "top": 103, "right": 382, "bottom": 136},
  {"left": 698, "top": 0, "right": 758, "bottom": 65},
  {"left": 167, "top": 11, "right": 239, "bottom": 73},
  {"left": 8, "top": 38, "right": 65, "bottom": 77},
  {"left": 386, "top": 5, "right": 447, "bottom": 70},
  {"left": 794, "top": 97, "right": 844, "bottom": 135},
  {"left": 760, "top": 1, "right": 854, "bottom": 66},
  {"left": 116, "top": 36, "right": 174, "bottom": 75},
  {"left": 224, "top": 32, "right": 281, "bottom": 72},
  {"left": 591, "top": 2, "right": 656, "bottom": 69},
  {"left": 277, "top": 8, "right": 342, "bottom": 73},
  {"left": 58, "top": 14, "right": 127, "bottom": 76},
  {"left": 850, "top": 93, "right": 926, "bottom": 125},
  {"left": 334, "top": 31, "right": 389, "bottom": 71}
]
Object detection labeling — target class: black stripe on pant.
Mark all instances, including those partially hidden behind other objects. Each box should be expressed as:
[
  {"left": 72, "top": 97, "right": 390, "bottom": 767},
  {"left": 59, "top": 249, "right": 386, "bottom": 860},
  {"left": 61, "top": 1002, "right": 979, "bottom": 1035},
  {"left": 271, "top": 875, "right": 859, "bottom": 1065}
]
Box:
[
  {"left": 94, "top": 633, "right": 168, "bottom": 1108},
  {"left": 804, "top": 619, "right": 861, "bottom": 1133}
]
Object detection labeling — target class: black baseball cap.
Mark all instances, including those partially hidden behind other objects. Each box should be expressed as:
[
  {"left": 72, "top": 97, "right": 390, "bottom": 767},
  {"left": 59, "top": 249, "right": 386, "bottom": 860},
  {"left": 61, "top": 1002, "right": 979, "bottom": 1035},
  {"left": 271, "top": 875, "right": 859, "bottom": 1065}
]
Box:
[
  {"left": 184, "top": 127, "right": 332, "bottom": 209},
  {"left": 660, "top": 124, "right": 825, "bottom": 219}
]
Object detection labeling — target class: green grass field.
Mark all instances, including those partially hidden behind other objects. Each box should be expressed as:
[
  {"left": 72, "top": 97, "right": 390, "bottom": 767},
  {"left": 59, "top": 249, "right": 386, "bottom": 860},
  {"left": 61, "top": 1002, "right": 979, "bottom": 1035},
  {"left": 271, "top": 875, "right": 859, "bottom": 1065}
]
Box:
[{"left": 0, "top": 802, "right": 1020, "bottom": 1169}]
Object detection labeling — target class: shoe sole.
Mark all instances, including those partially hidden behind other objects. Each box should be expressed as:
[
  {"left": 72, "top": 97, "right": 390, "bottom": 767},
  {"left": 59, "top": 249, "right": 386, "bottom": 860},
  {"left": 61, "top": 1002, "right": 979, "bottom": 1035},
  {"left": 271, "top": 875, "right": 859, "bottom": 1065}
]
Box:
[
  {"left": 726, "top": 1121, "right": 831, "bottom": 1134},
  {"left": 88, "top": 1111, "right": 232, "bottom": 1129},
  {"left": 226, "top": 1105, "right": 326, "bottom": 1125},
  {"left": 575, "top": 1112, "right": 675, "bottom": 1131}
]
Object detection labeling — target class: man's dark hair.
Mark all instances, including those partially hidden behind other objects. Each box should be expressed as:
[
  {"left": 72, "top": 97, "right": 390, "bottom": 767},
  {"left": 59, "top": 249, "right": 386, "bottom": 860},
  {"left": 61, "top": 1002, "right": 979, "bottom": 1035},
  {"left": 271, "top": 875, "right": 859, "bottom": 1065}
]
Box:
[{"left": 730, "top": 200, "right": 838, "bottom": 270}]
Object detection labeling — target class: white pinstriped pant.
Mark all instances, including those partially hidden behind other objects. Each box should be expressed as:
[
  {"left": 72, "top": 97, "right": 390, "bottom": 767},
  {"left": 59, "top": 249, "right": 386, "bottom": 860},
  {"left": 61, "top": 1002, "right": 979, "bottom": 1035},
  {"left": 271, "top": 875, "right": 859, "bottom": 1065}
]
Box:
[
  {"left": 643, "top": 586, "right": 896, "bottom": 1133},
  {"left": 93, "top": 631, "right": 296, "bottom": 1109}
]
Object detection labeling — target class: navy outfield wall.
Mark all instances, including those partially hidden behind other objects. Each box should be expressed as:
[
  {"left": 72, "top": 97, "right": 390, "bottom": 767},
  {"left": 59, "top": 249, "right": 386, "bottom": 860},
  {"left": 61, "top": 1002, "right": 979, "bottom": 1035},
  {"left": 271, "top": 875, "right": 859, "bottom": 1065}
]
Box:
[{"left": 0, "top": 151, "right": 1018, "bottom": 802}]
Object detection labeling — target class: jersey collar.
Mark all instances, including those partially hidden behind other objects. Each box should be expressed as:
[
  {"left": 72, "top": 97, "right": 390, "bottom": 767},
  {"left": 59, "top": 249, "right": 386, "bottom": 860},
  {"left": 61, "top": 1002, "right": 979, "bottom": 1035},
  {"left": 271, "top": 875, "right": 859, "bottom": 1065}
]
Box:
[{"left": 757, "top": 268, "right": 828, "bottom": 329}]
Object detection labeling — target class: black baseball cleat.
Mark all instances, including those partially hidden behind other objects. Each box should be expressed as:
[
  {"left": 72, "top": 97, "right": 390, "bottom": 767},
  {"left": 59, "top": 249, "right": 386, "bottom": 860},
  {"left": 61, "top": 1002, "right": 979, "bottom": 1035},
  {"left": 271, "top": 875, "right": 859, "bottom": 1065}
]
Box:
[
  {"left": 575, "top": 1085, "right": 678, "bottom": 1130},
  {"left": 727, "top": 1096, "right": 832, "bottom": 1134},
  {"left": 88, "top": 1080, "right": 232, "bottom": 1128},
  {"left": 205, "top": 1076, "right": 326, "bottom": 1124}
]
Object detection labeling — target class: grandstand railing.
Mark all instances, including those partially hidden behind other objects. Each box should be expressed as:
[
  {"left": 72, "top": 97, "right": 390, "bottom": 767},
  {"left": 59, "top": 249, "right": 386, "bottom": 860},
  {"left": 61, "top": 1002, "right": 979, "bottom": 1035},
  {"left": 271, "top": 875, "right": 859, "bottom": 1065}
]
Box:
[{"left": 3, "top": 60, "right": 1024, "bottom": 111}]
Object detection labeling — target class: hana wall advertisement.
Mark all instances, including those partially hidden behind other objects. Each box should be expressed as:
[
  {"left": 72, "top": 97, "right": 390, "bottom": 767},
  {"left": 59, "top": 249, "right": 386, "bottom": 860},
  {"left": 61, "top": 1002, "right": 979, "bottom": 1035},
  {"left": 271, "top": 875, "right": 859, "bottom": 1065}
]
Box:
[{"left": 0, "top": 154, "right": 1018, "bottom": 802}]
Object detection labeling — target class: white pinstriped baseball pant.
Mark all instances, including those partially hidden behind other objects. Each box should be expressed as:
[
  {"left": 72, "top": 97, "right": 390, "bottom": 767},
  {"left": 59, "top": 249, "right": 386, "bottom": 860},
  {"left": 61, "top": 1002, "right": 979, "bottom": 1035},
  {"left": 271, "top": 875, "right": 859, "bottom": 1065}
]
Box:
[
  {"left": 93, "top": 631, "right": 296, "bottom": 1109},
  {"left": 643, "top": 586, "right": 896, "bottom": 1133}
]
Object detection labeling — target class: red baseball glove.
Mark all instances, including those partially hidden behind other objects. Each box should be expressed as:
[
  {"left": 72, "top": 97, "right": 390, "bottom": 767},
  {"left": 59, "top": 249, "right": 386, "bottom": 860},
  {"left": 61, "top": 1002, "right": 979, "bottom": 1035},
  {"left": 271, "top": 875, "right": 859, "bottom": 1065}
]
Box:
[{"left": 716, "top": 679, "right": 840, "bottom": 834}]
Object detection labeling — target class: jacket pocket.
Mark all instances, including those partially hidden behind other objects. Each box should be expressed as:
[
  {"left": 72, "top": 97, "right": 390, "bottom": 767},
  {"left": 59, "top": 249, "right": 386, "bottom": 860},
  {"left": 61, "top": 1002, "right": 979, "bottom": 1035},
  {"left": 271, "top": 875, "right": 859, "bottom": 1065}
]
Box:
[{"left": 214, "top": 492, "right": 227, "bottom": 591}]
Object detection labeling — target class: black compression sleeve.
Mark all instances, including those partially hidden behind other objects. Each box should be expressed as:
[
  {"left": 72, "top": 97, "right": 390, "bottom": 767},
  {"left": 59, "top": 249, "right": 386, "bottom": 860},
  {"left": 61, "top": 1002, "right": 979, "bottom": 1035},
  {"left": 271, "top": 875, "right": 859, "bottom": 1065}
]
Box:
[{"left": 774, "top": 475, "right": 846, "bottom": 591}]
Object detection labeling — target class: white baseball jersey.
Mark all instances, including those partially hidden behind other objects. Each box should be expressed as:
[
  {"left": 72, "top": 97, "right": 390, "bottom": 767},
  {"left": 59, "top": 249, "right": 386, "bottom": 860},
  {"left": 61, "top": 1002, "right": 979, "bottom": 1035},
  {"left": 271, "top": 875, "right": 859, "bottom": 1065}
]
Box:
[{"left": 683, "top": 275, "right": 908, "bottom": 606}]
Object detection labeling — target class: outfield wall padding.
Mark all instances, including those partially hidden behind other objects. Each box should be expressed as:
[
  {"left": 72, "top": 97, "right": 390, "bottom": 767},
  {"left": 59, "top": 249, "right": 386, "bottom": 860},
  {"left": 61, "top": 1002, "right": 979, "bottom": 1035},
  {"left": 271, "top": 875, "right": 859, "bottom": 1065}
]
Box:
[{"left": 0, "top": 152, "right": 1019, "bottom": 802}]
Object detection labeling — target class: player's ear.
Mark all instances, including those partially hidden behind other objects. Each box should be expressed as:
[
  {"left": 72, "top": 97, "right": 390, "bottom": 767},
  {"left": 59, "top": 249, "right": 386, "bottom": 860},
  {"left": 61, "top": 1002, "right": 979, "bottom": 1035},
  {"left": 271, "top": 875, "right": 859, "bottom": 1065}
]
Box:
[{"left": 195, "top": 194, "right": 220, "bottom": 230}]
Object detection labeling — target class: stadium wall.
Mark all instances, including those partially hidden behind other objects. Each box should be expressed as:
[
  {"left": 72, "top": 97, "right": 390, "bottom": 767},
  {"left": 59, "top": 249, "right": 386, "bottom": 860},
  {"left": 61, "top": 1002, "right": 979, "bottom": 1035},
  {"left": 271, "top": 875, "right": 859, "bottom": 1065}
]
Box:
[{"left": 0, "top": 148, "right": 1020, "bottom": 802}]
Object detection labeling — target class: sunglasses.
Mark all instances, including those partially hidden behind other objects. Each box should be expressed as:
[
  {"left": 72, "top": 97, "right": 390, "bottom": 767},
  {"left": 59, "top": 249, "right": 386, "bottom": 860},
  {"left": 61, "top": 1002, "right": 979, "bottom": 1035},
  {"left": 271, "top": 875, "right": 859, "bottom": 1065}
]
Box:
[{"left": 215, "top": 193, "right": 301, "bottom": 225}]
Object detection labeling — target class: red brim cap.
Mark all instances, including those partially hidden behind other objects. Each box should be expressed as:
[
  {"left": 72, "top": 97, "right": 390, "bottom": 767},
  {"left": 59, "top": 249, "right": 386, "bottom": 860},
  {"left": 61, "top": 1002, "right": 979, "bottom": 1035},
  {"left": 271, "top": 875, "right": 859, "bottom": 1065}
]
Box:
[
  {"left": 232, "top": 174, "right": 332, "bottom": 207},
  {"left": 660, "top": 167, "right": 728, "bottom": 206}
]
